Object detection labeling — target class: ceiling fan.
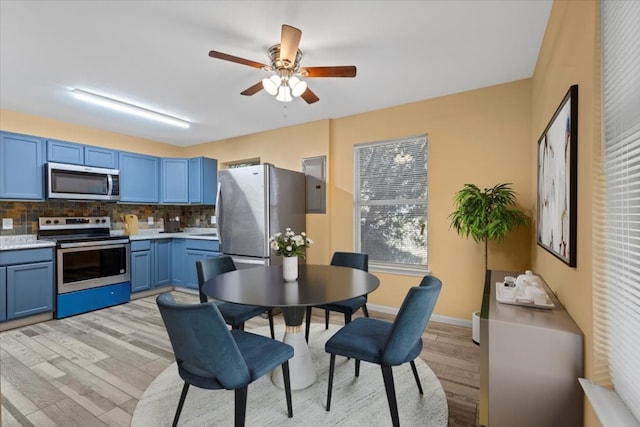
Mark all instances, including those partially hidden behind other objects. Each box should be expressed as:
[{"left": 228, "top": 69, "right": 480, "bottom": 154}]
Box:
[{"left": 208, "top": 24, "right": 357, "bottom": 104}]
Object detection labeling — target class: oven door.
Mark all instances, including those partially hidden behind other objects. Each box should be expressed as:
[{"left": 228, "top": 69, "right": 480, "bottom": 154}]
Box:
[{"left": 57, "top": 240, "right": 130, "bottom": 293}]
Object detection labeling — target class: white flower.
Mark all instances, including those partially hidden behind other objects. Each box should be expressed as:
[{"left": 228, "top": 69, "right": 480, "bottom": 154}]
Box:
[{"left": 269, "top": 228, "right": 313, "bottom": 259}]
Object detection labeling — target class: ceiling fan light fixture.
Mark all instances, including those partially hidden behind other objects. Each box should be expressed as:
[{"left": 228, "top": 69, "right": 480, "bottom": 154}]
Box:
[
  {"left": 71, "top": 89, "right": 190, "bottom": 128},
  {"left": 262, "top": 75, "right": 281, "bottom": 95},
  {"left": 275, "top": 85, "right": 292, "bottom": 102},
  {"left": 289, "top": 76, "right": 308, "bottom": 97}
]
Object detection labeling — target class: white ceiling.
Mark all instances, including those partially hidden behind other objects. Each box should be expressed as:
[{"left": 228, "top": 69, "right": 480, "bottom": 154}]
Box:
[{"left": 0, "top": 1, "right": 552, "bottom": 147}]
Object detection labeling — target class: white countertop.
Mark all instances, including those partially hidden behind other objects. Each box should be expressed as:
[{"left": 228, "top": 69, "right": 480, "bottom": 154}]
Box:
[
  {"left": 1, "top": 228, "right": 218, "bottom": 251},
  {"left": 0, "top": 235, "right": 56, "bottom": 250}
]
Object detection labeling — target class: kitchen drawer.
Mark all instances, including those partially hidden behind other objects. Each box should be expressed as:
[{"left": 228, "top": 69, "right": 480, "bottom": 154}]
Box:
[
  {"left": 131, "top": 240, "right": 152, "bottom": 251},
  {"left": 185, "top": 239, "right": 219, "bottom": 252},
  {"left": 56, "top": 281, "right": 130, "bottom": 319},
  {"left": 0, "top": 248, "right": 54, "bottom": 266}
]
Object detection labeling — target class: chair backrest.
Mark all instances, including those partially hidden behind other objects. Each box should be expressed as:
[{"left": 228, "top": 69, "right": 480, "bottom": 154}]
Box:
[
  {"left": 156, "top": 292, "right": 251, "bottom": 389},
  {"left": 330, "top": 251, "right": 368, "bottom": 272},
  {"left": 196, "top": 256, "right": 237, "bottom": 303},
  {"left": 380, "top": 275, "right": 442, "bottom": 366}
]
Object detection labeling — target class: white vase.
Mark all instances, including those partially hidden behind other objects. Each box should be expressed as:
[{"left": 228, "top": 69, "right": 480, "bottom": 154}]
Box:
[
  {"left": 282, "top": 256, "right": 298, "bottom": 281},
  {"left": 472, "top": 311, "right": 480, "bottom": 345}
]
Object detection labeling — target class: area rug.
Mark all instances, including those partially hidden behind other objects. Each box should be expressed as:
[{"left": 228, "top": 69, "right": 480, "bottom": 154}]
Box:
[{"left": 131, "top": 324, "right": 448, "bottom": 427}]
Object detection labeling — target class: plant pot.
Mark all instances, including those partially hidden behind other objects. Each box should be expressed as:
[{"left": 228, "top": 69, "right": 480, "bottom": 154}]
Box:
[
  {"left": 472, "top": 311, "right": 480, "bottom": 345},
  {"left": 283, "top": 256, "right": 298, "bottom": 281}
]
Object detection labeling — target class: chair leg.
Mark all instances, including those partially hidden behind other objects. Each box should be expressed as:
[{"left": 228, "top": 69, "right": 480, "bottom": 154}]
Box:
[
  {"left": 344, "top": 312, "right": 352, "bottom": 324},
  {"left": 172, "top": 382, "right": 190, "bottom": 427},
  {"left": 362, "top": 303, "right": 370, "bottom": 317},
  {"left": 281, "top": 361, "right": 293, "bottom": 418},
  {"left": 234, "top": 386, "right": 248, "bottom": 427},
  {"left": 355, "top": 359, "right": 361, "bottom": 377},
  {"left": 305, "top": 307, "right": 312, "bottom": 343},
  {"left": 268, "top": 309, "right": 275, "bottom": 339},
  {"left": 410, "top": 360, "right": 423, "bottom": 394},
  {"left": 325, "top": 309, "right": 330, "bottom": 329},
  {"left": 381, "top": 365, "right": 400, "bottom": 427},
  {"left": 326, "top": 354, "right": 336, "bottom": 411}
]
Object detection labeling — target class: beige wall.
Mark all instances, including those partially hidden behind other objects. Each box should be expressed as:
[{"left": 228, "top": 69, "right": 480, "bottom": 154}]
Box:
[
  {"left": 183, "top": 120, "right": 333, "bottom": 265},
  {"left": 1, "top": 84, "right": 534, "bottom": 322},
  {"left": 186, "top": 80, "right": 534, "bottom": 320},
  {"left": 0, "top": 109, "right": 182, "bottom": 157},
  {"left": 0, "top": 2, "right": 605, "bottom": 424},
  {"left": 329, "top": 81, "right": 533, "bottom": 316},
  {"left": 530, "top": 1, "right": 598, "bottom": 425}
]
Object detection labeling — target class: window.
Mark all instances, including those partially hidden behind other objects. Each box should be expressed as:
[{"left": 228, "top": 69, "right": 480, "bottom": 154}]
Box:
[
  {"left": 354, "top": 135, "right": 428, "bottom": 274},
  {"left": 224, "top": 158, "right": 260, "bottom": 169},
  {"left": 588, "top": 1, "right": 640, "bottom": 424}
]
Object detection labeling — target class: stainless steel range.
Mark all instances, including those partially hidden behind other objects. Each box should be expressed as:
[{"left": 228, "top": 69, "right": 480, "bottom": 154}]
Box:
[{"left": 38, "top": 216, "right": 131, "bottom": 318}]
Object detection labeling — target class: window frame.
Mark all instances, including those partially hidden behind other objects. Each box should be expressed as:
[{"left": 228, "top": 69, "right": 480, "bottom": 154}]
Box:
[{"left": 353, "top": 135, "right": 429, "bottom": 275}]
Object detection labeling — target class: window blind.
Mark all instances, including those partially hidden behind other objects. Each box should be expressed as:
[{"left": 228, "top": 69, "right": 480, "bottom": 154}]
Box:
[
  {"left": 593, "top": 0, "right": 640, "bottom": 421},
  {"left": 354, "top": 136, "right": 428, "bottom": 269}
]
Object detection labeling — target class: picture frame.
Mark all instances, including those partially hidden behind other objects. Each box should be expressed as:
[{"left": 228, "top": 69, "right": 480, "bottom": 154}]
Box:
[{"left": 537, "top": 85, "right": 578, "bottom": 267}]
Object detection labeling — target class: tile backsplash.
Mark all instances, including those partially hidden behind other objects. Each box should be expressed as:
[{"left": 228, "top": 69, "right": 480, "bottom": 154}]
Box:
[{"left": 0, "top": 201, "right": 215, "bottom": 235}]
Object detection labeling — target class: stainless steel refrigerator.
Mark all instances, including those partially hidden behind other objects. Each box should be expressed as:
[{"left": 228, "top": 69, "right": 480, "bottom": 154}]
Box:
[{"left": 217, "top": 164, "right": 306, "bottom": 269}]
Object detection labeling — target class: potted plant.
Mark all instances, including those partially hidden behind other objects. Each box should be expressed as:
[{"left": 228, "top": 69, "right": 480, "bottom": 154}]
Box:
[{"left": 449, "top": 183, "right": 529, "bottom": 343}]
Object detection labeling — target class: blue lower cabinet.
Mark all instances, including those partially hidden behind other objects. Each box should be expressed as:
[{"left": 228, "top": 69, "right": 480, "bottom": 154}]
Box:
[
  {"left": 153, "top": 239, "right": 172, "bottom": 287},
  {"left": 56, "top": 282, "right": 130, "bottom": 319},
  {"left": 0, "top": 267, "right": 6, "bottom": 321},
  {"left": 171, "top": 239, "right": 186, "bottom": 287},
  {"left": 185, "top": 250, "right": 219, "bottom": 290},
  {"left": 6, "top": 261, "right": 54, "bottom": 320},
  {"left": 131, "top": 250, "right": 152, "bottom": 292}
]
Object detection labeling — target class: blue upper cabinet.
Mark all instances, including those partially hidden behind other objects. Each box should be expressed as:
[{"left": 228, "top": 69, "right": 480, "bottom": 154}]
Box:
[
  {"left": 47, "top": 139, "right": 118, "bottom": 169},
  {"left": 84, "top": 146, "right": 118, "bottom": 168},
  {"left": 47, "top": 139, "right": 84, "bottom": 165},
  {"left": 119, "top": 151, "right": 160, "bottom": 203},
  {"left": 0, "top": 132, "right": 45, "bottom": 200},
  {"left": 161, "top": 158, "right": 189, "bottom": 204},
  {"left": 189, "top": 157, "right": 217, "bottom": 204}
]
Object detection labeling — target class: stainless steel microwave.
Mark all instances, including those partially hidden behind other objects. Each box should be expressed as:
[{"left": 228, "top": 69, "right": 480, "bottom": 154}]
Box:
[{"left": 47, "top": 162, "right": 121, "bottom": 201}]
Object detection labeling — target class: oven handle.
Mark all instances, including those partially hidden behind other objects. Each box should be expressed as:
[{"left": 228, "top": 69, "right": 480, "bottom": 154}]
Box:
[{"left": 58, "top": 238, "right": 130, "bottom": 249}]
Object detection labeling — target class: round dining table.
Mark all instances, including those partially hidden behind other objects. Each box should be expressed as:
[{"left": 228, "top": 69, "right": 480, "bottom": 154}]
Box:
[{"left": 202, "top": 263, "right": 380, "bottom": 390}]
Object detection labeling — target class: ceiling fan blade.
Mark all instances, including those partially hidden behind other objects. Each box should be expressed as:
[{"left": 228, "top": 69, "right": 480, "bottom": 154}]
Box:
[
  {"left": 240, "top": 81, "right": 264, "bottom": 96},
  {"left": 300, "top": 87, "right": 320, "bottom": 104},
  {"left": 280, "top": 24, "right": 302, "bottom": 67},
  {"left": 301, "top": 66, "right": 357, "bottom": 78},
  {"left": 209, "top": 50, "right": 269, "bottom": 70}
]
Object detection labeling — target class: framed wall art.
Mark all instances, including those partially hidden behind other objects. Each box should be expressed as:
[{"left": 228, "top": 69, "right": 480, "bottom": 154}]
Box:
[{"left": 537, "top": 85, "right": 578, "bottom": 267}]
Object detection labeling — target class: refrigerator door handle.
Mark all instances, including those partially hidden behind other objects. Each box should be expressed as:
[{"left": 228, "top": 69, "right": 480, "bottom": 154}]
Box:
[{"left": 216, "top": 181, "right": 223, "bottom": 244}]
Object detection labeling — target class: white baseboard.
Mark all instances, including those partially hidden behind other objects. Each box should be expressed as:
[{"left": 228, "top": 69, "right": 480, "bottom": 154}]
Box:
[{"left": 367, "top": 303, "right": 472, "bottom": 328}]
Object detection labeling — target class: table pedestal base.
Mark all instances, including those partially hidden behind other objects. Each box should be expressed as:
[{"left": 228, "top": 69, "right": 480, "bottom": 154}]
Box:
[
  {"left": 272, "top": 306, "right": 317, "bottom": 390},
  {"left": 272, "top": 325, "right": 316, "bottom": 390}
]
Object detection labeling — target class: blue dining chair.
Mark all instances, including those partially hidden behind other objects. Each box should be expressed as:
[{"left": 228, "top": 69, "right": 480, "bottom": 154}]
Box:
[
  {"left": 156, "top": 292, "right": 294, "bottom": 427},
  {"left": 197, "top": 257, "right": 275, "bottom": 339},
  {"left": 305, "top": 251, "right": 369, "bottom": 342},
  {"left": 324, "top": 275, "right": 442, "bottom": 427}
]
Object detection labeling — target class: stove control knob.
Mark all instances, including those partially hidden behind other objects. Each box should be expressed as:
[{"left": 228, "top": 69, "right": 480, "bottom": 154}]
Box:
[
  {"left": 101, "top": 219, "right": 107, "bottom": 223},
  {"left": 45, "top": 219, "right": 52, "bottom": 224},
  {"left": 53, "top": 219, "right": 59, "bottom": 224}
]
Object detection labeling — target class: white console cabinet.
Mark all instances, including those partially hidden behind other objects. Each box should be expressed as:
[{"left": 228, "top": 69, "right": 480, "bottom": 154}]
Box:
[{"left": 479, "top": 270, "right": 584, "bottom": 427}]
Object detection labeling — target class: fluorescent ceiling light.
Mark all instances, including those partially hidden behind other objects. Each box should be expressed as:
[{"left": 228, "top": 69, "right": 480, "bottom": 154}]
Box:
[{"left": 71, "top": 89, "right": 190, "bottom": 129}]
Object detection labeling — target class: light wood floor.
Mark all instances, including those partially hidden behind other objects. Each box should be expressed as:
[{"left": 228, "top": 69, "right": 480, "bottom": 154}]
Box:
[{"left": 0, "top": 291, "right": 479, "bottom": 426}]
